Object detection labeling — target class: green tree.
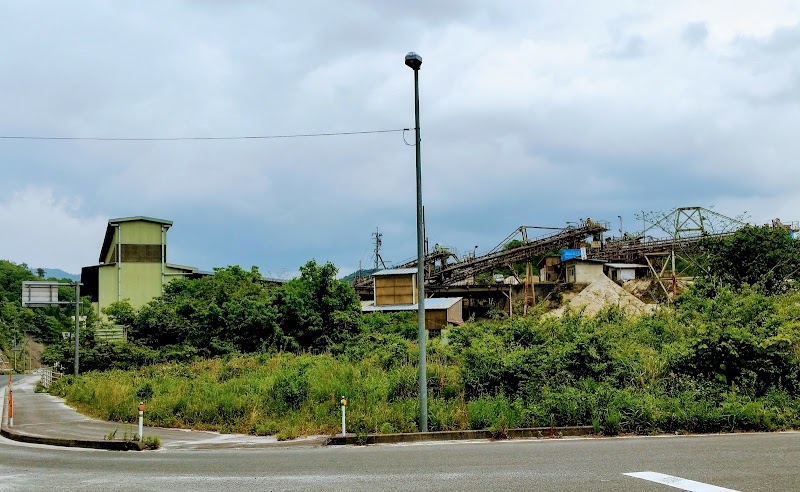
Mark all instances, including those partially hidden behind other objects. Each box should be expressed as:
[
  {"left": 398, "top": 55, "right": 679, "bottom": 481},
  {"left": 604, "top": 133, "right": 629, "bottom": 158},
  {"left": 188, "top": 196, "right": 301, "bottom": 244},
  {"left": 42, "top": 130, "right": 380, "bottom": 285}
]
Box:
[
  {"left": 103, "top": 300, "right": 137, "bottom": 327},
  {"left": 0, "top": 260, "right": 74, "bottom": 352},
  {"left": 270, "top": 260, "right": 361, "bottom": 351},
  {"left": 0, "top": 260, "right": 36, "bottom": 302},
  {"left": 698, "top": 225, "right": 800, "bottom": 294},
  {"left": 128, "top": 266, "right": 283, "bottom": 356}
]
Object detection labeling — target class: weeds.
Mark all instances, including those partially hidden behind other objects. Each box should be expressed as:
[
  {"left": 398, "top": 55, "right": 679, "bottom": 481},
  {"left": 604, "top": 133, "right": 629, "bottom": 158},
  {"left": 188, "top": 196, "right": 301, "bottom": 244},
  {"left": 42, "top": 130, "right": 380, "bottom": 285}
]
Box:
[
  {"left": 50, "top": 287, "right": 800, "bottom": 439},
  {"left": 142, "top": 436, "right": 161, "bottom": 449}
]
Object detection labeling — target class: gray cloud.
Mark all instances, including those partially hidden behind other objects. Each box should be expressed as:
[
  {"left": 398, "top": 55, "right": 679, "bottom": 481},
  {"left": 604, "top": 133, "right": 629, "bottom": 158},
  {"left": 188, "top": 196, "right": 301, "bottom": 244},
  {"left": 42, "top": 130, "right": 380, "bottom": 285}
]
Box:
[
  {"left": 596, "top": 35, "right": 647, "bottom": 59},
  {"left": 682, "top": 22, "right": 709, "bottom": 48},
  {"left": 2, "top": 2, "right": 800, "bottom": 276}
]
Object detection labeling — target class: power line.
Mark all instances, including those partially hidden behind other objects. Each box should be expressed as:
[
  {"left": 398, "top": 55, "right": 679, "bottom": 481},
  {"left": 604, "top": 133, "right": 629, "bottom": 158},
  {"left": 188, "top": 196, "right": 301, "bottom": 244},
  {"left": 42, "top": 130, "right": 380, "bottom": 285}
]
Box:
[{"left": 0, "top": 127, "right": 410, "bottom": 142}]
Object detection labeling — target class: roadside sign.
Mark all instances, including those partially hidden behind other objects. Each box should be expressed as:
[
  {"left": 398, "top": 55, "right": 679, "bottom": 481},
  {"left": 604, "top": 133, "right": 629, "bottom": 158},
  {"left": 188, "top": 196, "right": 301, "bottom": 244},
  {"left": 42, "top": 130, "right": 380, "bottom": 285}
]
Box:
[{"left": 21, "top": 281, "right": 61, "bottom": 307}]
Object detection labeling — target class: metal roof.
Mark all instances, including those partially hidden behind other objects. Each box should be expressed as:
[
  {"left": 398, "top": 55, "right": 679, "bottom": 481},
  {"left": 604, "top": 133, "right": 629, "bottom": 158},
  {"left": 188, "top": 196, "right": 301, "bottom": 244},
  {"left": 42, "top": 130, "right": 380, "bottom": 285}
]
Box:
[
  {"left": 108, "top": 216, "right": 173, "bottom": 226},
  {"left": 372, "top": 268, "right": 418, "bottom": 276},
  {"left": 361, "top": 297, "right": 462, "bottom": 312},
  {"left": 561, "top": 258, "right": 607, "bottom": 264},
  {"left": 604, "top": 263, "right": 648, "bottom": 269},
  {"left": 100, "top": 216, "right": 174, "bottom": 262}
]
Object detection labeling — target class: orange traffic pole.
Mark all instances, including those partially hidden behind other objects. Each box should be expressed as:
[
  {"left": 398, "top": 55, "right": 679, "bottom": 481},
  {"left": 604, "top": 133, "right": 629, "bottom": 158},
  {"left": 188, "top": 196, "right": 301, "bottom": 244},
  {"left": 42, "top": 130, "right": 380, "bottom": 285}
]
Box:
[
  {"left": 8, "top": 379, "right": 13, "bottom": 427},
  {"left": 138, "top": 401, "right": 144, "bottom": 440}
]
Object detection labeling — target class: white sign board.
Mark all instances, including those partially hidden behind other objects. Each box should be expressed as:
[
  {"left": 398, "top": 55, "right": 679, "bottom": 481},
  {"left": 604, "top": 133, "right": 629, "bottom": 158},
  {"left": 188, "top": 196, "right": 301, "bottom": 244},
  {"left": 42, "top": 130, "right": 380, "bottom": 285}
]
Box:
[{"left": 21, "top": 281, "right": 61, "bottom": 307}]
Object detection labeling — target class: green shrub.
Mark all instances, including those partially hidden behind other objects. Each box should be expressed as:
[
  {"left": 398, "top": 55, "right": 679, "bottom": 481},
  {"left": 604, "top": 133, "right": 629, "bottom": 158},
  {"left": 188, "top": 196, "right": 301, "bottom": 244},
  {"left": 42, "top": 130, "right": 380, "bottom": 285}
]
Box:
[
  {"left": 46, "top": 285, "right": 800, "bottom": 439},
  {"left": 142, "top": 436, "right": 161, "bottom": 449}
]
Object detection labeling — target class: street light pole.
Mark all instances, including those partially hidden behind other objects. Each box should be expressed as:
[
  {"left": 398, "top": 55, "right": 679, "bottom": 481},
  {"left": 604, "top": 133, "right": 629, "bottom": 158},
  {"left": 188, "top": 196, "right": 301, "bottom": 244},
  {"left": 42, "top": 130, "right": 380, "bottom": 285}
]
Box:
[
  {"left": 405, "top": 51, "right": 427, "bottom": 432},
  {"left": 74, "top": 282, "right": 80, "bottom": 377}
]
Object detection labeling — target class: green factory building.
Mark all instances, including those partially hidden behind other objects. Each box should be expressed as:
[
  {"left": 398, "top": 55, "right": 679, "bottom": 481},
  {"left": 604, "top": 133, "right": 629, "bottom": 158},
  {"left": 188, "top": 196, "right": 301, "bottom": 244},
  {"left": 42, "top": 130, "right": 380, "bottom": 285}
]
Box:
[{"left": 81, "top": 216, "right": 203, "bottom": 321}]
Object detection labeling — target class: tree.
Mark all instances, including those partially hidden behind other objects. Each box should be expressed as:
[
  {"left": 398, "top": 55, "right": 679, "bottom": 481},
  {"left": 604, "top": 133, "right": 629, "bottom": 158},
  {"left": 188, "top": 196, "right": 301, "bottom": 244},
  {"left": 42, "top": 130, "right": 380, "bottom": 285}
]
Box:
[
  {"left": 0, "top": 260, "right": 73, "bottom": 351},
  {"left": 697, "top": 225, "right": 800, "bottom": 294},
  {"left": 270, "top": 260, "right": 361, "bottom": 351},
  {"left": 128, "top": 266, "right": 282, "bottom": 356},
  {"left": 0, "top": 260, "right": 36, "bottom": 302},
  {"left": 103, "top": 300, "right": 137, "bottom": 327}
]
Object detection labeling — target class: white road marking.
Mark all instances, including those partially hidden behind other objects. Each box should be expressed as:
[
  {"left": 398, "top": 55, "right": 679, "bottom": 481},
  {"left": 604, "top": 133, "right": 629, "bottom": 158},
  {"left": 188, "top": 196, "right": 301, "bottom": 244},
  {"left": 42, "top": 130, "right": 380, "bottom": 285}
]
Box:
[{"left": 624, "top": 472, "right": 740, "bottom": 491}]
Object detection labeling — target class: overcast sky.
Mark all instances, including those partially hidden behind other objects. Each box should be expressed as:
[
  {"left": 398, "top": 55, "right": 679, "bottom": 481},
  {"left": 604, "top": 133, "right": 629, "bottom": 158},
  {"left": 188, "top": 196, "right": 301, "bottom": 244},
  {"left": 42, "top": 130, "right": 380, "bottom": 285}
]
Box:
[{"left": 2, "top": 1, "right": 800, "bottom": 277}]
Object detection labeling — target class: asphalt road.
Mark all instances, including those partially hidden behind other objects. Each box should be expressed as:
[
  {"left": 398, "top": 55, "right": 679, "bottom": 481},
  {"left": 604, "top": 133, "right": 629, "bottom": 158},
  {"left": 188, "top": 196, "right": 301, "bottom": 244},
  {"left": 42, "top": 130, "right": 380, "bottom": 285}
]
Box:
[
  {"left": 1, "top": 430, "right": 799, "bottom": 491},
  {"left": 2, "top": 375, "right": 798, "bottom": 491}
]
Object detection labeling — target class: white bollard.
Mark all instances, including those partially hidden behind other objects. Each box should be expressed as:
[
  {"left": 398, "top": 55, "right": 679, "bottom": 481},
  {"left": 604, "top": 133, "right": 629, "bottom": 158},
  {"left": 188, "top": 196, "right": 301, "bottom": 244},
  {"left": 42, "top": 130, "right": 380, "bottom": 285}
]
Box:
[
  {"left": 138, "top": 401, "right": 144, "bottom": 440},
  {"left": 340, "top": 396, "right": 347, "bottom": 436}
]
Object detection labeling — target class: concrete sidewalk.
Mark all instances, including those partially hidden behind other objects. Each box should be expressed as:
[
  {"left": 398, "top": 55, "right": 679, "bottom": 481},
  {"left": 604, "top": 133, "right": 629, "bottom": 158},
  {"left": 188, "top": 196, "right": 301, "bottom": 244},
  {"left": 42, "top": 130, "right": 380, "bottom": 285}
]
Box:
[{"left": 1, "top": 375, "right": 327, "bottom": 451}]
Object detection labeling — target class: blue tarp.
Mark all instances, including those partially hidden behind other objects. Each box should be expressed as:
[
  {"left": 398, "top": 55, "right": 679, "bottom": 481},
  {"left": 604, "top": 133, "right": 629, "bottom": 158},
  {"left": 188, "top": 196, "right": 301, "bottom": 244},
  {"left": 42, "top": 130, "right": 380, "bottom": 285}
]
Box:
[{"left": 561, "top": 249, "right": 583, "bottom": 262}]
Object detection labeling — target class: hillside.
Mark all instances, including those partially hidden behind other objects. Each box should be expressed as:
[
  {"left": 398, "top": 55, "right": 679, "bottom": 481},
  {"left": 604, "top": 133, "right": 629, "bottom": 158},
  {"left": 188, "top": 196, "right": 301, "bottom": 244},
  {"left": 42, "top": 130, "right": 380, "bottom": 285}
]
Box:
[{"left": 30, "top": 268, "right": 80, "bottom": 281}]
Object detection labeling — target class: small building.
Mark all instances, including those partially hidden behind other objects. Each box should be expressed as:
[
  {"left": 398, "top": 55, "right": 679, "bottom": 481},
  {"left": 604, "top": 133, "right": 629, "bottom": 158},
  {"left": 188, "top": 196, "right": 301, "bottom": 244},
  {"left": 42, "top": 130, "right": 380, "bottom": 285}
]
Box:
[
  {"left": 361, "top": 297, "right": 463, "bottom": 331},
  {"left": 373, "top": 268, "right": 419, "bottom": 306},
  {"left": 81, "top": 216, "right": 203, "bottom": 317},
  {"left": 537, "top": 255, "right": 560, "bottom": 283},
  {"left": 562, "top": 258, "right": 607, "bottom": 284},
  {"left": 361, "top": 268, "right": 463, "bottom": 330},
  {"left": 604, "top": 263, "right": 648, "bottom": 282}
]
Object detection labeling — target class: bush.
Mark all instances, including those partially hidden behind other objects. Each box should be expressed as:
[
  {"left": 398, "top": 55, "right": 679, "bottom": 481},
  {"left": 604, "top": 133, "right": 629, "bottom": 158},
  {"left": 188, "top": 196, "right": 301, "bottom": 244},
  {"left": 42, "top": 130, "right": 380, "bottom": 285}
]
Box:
[
  {"left": 47, "top": 285, "right": 800, "bottom": 438},
  {"left": 142, "top": 435, "right": 161, "bottom": 449}
]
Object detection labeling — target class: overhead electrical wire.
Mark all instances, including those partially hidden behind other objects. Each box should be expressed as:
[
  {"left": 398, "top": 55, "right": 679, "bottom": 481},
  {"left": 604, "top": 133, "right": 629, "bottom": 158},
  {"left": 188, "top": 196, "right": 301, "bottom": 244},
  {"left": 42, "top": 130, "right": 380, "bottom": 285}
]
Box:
[{"left": 0, "top": 127, "right": 410, "bottom": 142}]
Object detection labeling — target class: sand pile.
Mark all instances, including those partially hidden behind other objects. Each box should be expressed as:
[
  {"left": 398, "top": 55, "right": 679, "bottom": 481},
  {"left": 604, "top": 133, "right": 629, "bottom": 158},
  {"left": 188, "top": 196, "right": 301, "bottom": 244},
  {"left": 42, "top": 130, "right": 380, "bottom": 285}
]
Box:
[
  {"left": 622, "top": 279, "right": 654, "bottom": 299},
  {"left": 549, "top": 275, "right": 654, "bottom": 317}
]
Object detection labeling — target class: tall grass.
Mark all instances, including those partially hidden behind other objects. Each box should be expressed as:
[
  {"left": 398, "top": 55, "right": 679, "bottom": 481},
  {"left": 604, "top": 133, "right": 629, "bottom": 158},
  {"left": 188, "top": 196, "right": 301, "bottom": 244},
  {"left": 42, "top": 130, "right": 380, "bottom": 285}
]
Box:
[{"left": 50, "top": 288, "right": 800, "bottom": 438}]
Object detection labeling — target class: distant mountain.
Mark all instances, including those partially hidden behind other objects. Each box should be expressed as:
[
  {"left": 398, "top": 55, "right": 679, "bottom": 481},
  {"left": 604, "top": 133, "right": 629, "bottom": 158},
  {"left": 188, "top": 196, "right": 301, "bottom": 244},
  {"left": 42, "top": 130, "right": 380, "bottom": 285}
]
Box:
[
  {"left": 341, "top": 268, "right": 378, "bottom": 282},
  {"left": 30, "top": 268, "right": 80, "bottom": 281}
]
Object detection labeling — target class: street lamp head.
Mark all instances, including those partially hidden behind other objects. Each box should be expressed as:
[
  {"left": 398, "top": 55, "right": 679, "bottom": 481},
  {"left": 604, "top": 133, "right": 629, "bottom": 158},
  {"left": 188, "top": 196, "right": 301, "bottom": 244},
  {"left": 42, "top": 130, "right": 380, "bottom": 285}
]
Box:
[{"left": 405, "top": 52, "right": 422, "bottom": 70}]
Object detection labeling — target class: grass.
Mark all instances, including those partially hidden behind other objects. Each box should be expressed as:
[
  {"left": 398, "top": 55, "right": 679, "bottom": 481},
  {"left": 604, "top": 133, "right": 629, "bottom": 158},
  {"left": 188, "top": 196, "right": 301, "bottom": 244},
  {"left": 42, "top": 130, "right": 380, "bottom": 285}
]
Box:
[
  {"left": 50, "top": 351, "right": 800, "bottom": 439},
  {"left": 48, "top": 290, "right": 800, "bottom": 439}
]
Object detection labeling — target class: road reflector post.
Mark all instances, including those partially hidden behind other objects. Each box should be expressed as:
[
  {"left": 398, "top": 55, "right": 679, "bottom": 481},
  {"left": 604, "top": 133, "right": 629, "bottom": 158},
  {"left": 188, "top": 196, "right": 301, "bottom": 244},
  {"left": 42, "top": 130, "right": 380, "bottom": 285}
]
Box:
[
  {"left": 340, "top": 396, "right": 347, "bottom": 436},
  {"left": 138, "top": 401, "right": 144, "bottom": 440},
  {"left": 8, "top": 375, "right": 13, "bottom": 427}
]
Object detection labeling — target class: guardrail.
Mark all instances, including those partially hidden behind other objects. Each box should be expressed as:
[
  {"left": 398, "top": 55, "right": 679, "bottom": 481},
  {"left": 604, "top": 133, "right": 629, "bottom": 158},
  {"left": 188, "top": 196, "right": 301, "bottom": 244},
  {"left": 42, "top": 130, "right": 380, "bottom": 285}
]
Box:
[{"left": 40, "top": 367, "right": 63, "bottom": 388}]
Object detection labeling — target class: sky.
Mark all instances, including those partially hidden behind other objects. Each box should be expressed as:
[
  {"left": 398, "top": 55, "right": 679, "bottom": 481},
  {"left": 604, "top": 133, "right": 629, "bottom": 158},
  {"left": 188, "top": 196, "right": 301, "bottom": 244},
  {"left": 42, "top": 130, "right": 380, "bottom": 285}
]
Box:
[{"left": 2, "top": 1, "right": 800, "bottom": 277}]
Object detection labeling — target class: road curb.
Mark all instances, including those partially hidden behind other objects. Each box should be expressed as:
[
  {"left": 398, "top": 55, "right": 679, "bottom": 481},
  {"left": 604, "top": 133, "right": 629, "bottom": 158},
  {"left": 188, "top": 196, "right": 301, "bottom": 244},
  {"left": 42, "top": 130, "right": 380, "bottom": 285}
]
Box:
[
  {"left": 2, "top": 378, "right": 145, "bottom": 451},
  {"left": 0, "top": 426, "right": 145, "bottom": 451},
  {"left": 326, "top": 425, "right": 595, "bottom": 445}
]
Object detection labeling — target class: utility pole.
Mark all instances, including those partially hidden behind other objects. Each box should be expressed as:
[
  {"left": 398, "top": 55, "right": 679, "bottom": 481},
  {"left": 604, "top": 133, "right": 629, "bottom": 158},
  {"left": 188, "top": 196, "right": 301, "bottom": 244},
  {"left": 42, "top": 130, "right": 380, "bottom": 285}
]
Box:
[
  {"left": 74, "top": 282, "right": 80, "bottom": 377},
  {"left": 372, "top": 227, "right": 386, "bottom": 271},
  {"left": 641, "top": 210, "right": 646, "bottom": 235}
]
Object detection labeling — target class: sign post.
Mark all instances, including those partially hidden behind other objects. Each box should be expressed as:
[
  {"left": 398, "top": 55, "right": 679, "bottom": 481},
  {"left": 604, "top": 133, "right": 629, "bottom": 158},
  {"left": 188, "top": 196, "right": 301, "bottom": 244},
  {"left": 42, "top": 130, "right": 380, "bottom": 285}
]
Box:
[
  {"left": 11, "top": 341, "right": 22, "bottom": 373},
  {"left": 22, "top": 281, "right": 82, "bottom": 377}
]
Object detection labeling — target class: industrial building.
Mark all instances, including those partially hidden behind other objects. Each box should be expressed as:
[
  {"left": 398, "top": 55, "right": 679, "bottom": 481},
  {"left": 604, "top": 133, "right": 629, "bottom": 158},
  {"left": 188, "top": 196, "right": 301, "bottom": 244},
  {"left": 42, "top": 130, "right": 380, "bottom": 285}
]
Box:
[
  {"left": 604, "top": 263, "right": 649, "bottom": 282},
  {"left": 537, "top": 256, "right": 560, "bottom": 283},
  {"left": 360, "top": 268, "right": 463, "bottom": 332},
  {"left": 81, "top": 216, "right": 204, "bottom": 320},
  {"left": 562, "top": 258, "right": 607, "bottom": 284}
]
